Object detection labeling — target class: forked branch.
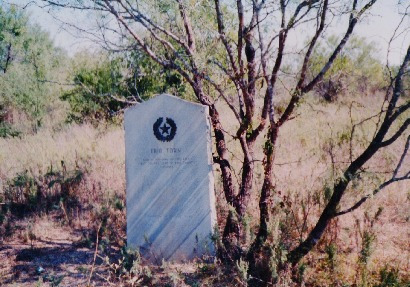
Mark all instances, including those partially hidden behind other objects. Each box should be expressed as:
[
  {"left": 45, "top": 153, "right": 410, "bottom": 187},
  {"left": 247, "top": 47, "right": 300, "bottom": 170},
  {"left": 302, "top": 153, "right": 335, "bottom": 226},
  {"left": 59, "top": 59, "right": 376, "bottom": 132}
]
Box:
[{"left": 336, "top": 135, "right": 410, "bottom": 216}]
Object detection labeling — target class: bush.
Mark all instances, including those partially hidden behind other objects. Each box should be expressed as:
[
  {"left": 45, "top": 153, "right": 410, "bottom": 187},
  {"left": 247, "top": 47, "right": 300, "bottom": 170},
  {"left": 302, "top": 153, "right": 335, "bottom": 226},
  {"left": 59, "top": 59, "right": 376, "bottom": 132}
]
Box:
[
  {"left": 4, "top": 171, "right": 39, "bottom": 209},
  {"left": 61, "top": 58, "right": 128, "bottom": 124},
  {"left": 0, "top": 121, "right": 20, "bottom": 138},
  {"left": 308, "top": 36, "right": 386, "bottom": 101},
  {"left": 1, "top": 162, "right": 85, "bottom": 218},
  {"left": 0, "top": 5, "right": 65, "bottom": 132},
  {"left": 376, "top": 266, "right": 405, "bottom": 287},
  {"left": 62, "top": 50, "right": 188, "bottom": 124}
]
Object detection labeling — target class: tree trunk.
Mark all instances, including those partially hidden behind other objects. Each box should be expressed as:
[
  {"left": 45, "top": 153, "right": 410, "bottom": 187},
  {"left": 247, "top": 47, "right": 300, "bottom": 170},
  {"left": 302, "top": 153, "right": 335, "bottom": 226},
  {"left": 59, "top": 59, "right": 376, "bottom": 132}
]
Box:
[{"left": 247, "top": 125, "right": 279, "bottom": 284}]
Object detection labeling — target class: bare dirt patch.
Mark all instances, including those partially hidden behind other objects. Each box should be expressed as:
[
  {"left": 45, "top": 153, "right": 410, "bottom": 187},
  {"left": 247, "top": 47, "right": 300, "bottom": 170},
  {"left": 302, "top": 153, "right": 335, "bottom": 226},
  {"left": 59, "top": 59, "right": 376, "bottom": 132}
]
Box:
[{"left": 0, "top": 216, "right": 106, "bottom": 286}]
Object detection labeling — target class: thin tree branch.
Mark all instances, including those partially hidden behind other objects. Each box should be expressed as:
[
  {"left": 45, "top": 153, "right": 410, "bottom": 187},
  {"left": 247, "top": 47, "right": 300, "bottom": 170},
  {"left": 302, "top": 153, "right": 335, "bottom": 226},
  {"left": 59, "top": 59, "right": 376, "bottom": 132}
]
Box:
[
  {"left": 379, "top": 118, "right": 410, "bottom": 147},
  {"left": 336, "top": 135, "right": 410, "bottom": 216}
]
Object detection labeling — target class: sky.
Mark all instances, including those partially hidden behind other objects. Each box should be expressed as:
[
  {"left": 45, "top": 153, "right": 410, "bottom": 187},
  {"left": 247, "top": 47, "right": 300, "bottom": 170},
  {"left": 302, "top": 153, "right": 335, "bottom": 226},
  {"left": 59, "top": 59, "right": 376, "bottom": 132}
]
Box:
[{"left": 5, "top": 0, "right": 410, "bottom": 65}]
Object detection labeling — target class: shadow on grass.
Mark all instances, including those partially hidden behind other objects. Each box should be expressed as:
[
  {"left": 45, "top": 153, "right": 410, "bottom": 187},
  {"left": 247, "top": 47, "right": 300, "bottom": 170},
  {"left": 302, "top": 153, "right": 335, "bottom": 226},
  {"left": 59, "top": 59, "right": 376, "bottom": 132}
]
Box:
[
  {"left": 15, "top": 246, "right": 97, "bottom": 264},
  {"left": 3, "top": 245, "right": 101, "bottom": 285}
]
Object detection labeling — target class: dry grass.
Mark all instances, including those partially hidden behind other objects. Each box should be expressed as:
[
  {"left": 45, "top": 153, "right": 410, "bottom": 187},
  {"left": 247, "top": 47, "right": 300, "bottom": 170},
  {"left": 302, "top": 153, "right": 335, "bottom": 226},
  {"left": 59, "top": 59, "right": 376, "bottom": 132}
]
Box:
[
  {"left": 0, "top": 91, "right": 409, "bottom": 286},
  {"left": 215, "top": 91, "right": 409, "bottom": 284},
  {"left": 0, "top": 123, "right": 125, "bottom": 194}
]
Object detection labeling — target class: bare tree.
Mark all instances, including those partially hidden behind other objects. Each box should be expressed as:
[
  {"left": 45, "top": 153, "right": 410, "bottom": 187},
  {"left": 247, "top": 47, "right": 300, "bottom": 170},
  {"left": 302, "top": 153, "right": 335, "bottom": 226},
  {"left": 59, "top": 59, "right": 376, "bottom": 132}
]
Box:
[
  {"left": 288, "top": 45, "right": 410, "bottom": 264},
  {"left": 36, "top": 0, "right": 409, "bottom": 283}
]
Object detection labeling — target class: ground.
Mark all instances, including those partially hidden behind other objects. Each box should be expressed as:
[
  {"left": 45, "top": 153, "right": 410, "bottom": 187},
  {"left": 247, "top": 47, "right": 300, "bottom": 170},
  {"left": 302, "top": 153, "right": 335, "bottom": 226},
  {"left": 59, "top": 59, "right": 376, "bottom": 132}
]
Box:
[{"left": 0, "top": 215, "right": 101, "bottom": 286}]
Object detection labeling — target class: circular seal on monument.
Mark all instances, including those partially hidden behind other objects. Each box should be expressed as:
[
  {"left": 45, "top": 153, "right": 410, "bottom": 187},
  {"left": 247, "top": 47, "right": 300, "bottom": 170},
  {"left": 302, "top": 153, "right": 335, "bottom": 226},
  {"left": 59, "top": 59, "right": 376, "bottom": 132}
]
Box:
[{"left": 153, "top": 117, "right": 177, "bottom": 142}]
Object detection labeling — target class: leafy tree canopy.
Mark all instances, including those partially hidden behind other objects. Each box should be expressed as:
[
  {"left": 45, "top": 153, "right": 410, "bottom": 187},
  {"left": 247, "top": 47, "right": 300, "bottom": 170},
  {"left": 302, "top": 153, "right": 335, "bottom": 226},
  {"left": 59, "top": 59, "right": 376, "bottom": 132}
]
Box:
[
  {"left": 62, "top": 49, "right": 188, "bottom": 124},
  {"left": 309, "top": 35, "right": 386, "bottom": 101},
  {"left": 0, "top": 4, "right": 65, "bottom": 134}
]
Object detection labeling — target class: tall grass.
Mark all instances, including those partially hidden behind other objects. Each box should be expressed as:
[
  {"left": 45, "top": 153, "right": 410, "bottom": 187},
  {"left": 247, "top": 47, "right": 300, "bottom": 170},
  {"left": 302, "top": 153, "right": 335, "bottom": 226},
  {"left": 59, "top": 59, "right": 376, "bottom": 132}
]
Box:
[
  {"left": 0, "top": 123, "right": 124, "bottom": 191},
  {"left": 0, "top": 91, "right": 408, "bottom": 285},
  {"left": 215, "top": 91, "right": 409, "bottom": 284}
]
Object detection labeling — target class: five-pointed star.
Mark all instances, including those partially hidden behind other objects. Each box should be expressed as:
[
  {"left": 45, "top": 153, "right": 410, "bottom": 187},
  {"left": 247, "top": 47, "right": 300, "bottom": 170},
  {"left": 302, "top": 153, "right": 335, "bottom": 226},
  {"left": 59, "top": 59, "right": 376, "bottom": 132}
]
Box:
[{"left": 160, "top": 123, "right": 171, "bottom": 135}]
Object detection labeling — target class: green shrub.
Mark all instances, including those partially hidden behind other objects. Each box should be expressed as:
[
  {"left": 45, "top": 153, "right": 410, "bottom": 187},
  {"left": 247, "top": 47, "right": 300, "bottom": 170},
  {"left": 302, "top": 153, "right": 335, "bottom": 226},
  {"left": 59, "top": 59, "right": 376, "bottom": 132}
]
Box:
[
  {"left": 0, "top": 122, "right": 20, "bottom": 138},
  {"left": 325, "top": 243, "right": 338, "bottom": 271},
  {"left": 2, "top": 162, "right": 85, "bottom": 218},
  {"left": 62, "top": 50, "right": 188, "bottom": 124},
  {"left": 4, "top": 170, "right": 38, "bottom": 208},
  {"left": 0, "top": 5, "right": 65, "bottom": 132},
  {"left": 376, "top": 266, "right": 402, "bottom": 287},
  {"left": 359, "top": 231, "right": 375, "bottom": 265},
  {"left": 61, "top": 58, "right": 128, "bottom": 123},
  {"left": 308, "top": 36, "right": 386, "bottom": 101}
]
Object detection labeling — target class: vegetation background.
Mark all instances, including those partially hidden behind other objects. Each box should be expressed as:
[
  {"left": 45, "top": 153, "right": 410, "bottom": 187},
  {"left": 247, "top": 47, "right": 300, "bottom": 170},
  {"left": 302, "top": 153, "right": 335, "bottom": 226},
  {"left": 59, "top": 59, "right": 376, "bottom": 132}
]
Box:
[{"left": 0, "top": 1, "right": 409, "bottom": 286}]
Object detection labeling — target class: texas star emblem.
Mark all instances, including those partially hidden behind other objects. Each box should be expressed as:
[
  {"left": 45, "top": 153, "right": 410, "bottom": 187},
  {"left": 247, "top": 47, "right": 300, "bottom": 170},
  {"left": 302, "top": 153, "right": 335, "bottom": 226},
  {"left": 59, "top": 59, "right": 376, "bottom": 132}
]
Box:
[{"left": 153, "top": 117, "right": 177, "bottom": 142}]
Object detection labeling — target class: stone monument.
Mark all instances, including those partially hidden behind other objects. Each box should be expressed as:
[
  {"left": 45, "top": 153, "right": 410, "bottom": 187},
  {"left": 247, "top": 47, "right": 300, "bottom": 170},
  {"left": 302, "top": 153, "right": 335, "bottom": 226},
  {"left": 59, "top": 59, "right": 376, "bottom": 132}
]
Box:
[{"left": 125, "top": 94, "right": 216, "bottom": 262}]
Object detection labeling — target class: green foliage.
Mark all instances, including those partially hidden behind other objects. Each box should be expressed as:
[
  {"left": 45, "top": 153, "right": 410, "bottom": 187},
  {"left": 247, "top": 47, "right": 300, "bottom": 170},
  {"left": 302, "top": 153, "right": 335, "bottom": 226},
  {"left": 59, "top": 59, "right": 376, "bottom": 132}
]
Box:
[
  {"left": 86, "top": 190, "right": 126, "bottom": 247},
  {"left": 61, "top": 57, "right": 127, "bottom": 123},
  {"left": 376, "top": 266, "right": 403, "bottom": 287},
  {"left": 358, "top": 230, "right": 376, "bottom": 287},
  {"left": 43, "top": 274, "right": 64, "bottom": 287},
  {"left": 46, "top": 161, "right": 83, "bottom": 187},
  {"left": 325, "top": 243, "right": 337, "bottom": 271},
  {"left": 2, "top": 162, "right": 84, "bottom": 219},
  {"left": 46, "top": 161, "right": 84, "bottom": 215},
  {"left": 309, "top": 36, "right": 386, "bottom": 101},
  {"left": 62, "top": 50, "right": 187, "bottom": 124},
  {"left": 120, "top": 247, "right": 141, "bottom": 273},
  {"left": 4, "top": 170, "right": 38, "bottom": 208},
  {"left": 111, "top": 193, "right": 124, "bottom": 211},
  {"left": 128, "top": 49, "right": 186, "bottom": 98},
  {"left": 359, "top": 231, "right": 375, "bottom": 265},
  {"left": 0, "top": 5, "right": 26, "bottom": 72},
  {"left": 0, "top": 121, "right": 20, "bottom": 137},
  {"left": 297, "top": 263, "right": 307, "bottom": 284},
  {"left": 0, "top": 4, "right": 65, "bottom": 132},
  {"left": 269, "top": 243, "right": 289, "bottom": 282},
  {"left": 235, "top": 258, "right": 249, "bottom": 284},
  {"left": 102, "top": 247, "right": 152, "bottom": 285}
]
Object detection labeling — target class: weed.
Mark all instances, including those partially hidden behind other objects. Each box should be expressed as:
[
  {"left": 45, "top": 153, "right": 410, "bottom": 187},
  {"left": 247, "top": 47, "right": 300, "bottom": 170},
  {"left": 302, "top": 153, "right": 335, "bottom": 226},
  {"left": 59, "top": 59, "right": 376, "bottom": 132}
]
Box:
[
  {"left": 43, "top": 274, "right": 64, "bottom": 287},
  {"left": 376, "top": 266, "right": 401, "bottom": 287},
  {"left": 0, "top": 122, "right": 20, "bottom": 138},
  {"left": 35, "top": 277, "right": 44, "bottom": 287},
  {"left": 357, "top": 231, "right": 376, "bottom": 287},
  {"left": 325, "top": 243, "right": 338, "bottom": 272},
  {"left": 359, "top": 232, "right": 376, "bottom": 265},
  {"left": 4, "top": 171, "right": 39, "bottom": 211},
  {"left": 99, "top": 247, "right": 152, "bottom": 286},
  {"left": 46, "top": 161, "right": 84, "bottom": 214},
  {"left": 297, "top": 262, "right": 307, "bottom": 284},
  {"left": 2, "top": 162, "right": 85, "bottom": 221},
  {"left": 111, "top": 193, "right": 124, "bottom": 211},
  {"left": 25, "top": 221, "right": 36, "bottom": 248},
  {"left": 235, "top": 258, "right": 249, "bottom": 285}
]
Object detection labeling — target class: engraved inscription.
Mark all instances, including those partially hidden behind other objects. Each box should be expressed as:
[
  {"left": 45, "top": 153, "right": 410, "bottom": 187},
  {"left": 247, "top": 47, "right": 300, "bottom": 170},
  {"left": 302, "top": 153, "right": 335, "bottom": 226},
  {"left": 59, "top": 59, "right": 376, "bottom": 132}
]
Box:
[
  {"left": 150, "top": 148, "right": 182, "bottom": 154},
  {"left": 139, "top": 157, "right": 195, "bottom": 168}
]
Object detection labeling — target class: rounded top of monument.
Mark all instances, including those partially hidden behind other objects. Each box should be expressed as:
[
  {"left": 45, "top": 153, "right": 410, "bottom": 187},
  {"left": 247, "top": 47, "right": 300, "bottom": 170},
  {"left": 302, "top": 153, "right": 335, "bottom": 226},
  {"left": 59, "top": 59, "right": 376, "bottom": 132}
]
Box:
[{"left": 125, "top": 94, "right": 207, "bottom": 114}]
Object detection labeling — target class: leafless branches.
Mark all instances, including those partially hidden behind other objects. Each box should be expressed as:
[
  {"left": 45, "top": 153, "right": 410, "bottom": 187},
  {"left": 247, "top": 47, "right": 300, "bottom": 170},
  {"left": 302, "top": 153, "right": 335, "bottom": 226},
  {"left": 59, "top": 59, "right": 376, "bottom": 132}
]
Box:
[
  {"left": 336, "top": 135, "right": 410, "bottom": 217},
  {"left": 288, "top": 43, "right": 409, "bottom": 265},
  {"left": 38, "top": 0, "right": 408, "bottom": 270}
]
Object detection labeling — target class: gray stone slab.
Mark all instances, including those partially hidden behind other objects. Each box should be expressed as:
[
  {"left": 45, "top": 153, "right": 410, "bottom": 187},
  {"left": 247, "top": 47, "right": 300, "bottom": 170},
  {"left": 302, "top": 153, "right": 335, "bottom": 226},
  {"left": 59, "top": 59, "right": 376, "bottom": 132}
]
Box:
[{"left": 125, "top": 94, "right": 216, "bottom": 263}]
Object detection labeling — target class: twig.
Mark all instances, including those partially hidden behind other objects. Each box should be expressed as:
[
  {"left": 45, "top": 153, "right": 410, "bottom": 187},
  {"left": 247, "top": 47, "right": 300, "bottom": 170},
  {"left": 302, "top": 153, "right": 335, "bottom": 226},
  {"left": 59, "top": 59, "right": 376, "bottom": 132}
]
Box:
[
  {"left": 60, "top": 201, "right": 70, "bottom": 223},
  {"left": 88, "top": 223, "right": 102, "bottom": 286}
]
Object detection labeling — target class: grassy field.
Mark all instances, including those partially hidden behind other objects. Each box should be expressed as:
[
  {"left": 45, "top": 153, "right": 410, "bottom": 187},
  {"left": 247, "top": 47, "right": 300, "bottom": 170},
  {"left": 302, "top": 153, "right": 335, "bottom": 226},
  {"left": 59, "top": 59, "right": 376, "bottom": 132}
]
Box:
[{"left": 0, "top": 92, "right": 409, "bottom": 286}]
